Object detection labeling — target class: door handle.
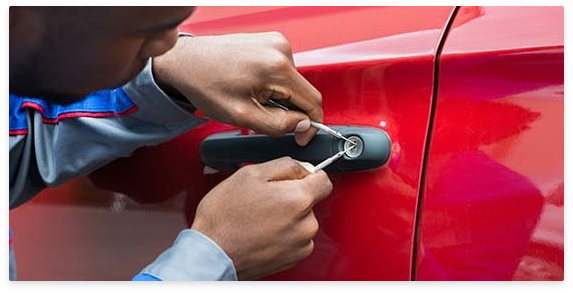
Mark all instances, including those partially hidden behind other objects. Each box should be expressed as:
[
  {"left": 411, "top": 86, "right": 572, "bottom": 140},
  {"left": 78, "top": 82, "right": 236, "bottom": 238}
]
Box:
[{"left": 200, "top": 126, "right": 391, "bottom": 172}]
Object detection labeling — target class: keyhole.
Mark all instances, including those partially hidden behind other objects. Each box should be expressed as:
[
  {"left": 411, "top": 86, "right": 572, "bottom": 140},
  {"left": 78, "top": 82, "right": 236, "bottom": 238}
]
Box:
[{"left": 344, "top": 136, "right": 363, "bottom": 158}]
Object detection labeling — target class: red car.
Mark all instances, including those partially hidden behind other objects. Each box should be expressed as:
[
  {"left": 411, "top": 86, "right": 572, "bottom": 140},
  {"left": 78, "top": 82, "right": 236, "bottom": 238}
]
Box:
[{"left": 10, "top": 6, "right": 563, "bottom": 280}]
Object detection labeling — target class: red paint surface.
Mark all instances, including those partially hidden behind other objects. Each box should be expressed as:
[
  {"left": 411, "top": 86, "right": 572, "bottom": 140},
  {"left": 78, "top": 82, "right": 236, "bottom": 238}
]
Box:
[{"left": 414, "top": 6, "right": 564, "bottom": 280}]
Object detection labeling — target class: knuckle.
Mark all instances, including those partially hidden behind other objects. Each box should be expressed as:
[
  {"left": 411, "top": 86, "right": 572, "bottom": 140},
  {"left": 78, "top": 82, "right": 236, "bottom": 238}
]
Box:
[
  {"left": 276, "top": 156, "right": 294, "bottom": 164},
  {"left": 283, "top": 157, "right": 302, "bottom": 172},
  {"left": 292, "top": 188, "right": 314, "bottom": 211},
  {"left": 308, "top": 217, "right": 320, "bottom": 237},
  {"left": 311, "top": 91, "right": 323, "bottom": 119},
  {"left": 268, "top": 52, "right": 291, "bottom": 71},
  {"left": 270, "top": 113, "right": 289, "bottom": 134},
  {"left": 275, "top": 156, "right": 301, "bottom": 173},
  {"left": 269, "top": 110, "right": 297, "bottom": 136},
  {"left": 315, "top": 89, "right": 323, "bottom": 105},
  {"left": 239, "top": 164, "right": 260, "bottom": 178},
  {"left": 325, "top": 177, "right": 334, "bottom": 194},
  {"left": 269, "top": 31, "right": 289, "bottom": 47},
  {"left": 302, "top": 241, "right": 315, "bottom": 258},
  {"left": 316, "top": 171, "right": 333, "bottom": 193},
  {"left": 326, "top": 181, "right": 333, "bottom": 194},
  {"left": 285, "top": 184, "right": 310, "bottom": 211}
]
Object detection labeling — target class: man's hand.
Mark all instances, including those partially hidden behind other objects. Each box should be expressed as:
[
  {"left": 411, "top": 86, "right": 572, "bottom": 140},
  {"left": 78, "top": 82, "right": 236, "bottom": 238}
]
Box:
[
  {"left": 190, "top": 157, "right": 333, "bottom": 280},
  {"left": 153, "top": 32, "right": 323, "bottom": 146}
]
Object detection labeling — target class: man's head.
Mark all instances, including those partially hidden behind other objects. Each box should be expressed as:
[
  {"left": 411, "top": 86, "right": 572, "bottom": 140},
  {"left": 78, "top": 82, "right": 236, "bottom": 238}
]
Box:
[{"left": 10, "top": 7, "right": 195, "bottom": 103}]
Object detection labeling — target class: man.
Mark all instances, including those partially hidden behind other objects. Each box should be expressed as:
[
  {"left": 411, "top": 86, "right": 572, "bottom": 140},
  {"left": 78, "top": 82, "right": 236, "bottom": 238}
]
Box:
[{"left": 9, "top": 7, "right": 333, "bottom": 281}]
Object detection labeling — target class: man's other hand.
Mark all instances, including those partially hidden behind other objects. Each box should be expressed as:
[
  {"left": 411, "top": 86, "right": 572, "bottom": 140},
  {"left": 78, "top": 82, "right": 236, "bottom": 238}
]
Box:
[{"left": 190, "top": 157, "right": 333, "bottom": 280}]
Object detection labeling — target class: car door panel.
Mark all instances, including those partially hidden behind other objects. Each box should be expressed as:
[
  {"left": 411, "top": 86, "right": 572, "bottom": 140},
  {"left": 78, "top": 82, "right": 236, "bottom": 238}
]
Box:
[{"left": 414, "top": 6, "right": 564, "bottom": 281}]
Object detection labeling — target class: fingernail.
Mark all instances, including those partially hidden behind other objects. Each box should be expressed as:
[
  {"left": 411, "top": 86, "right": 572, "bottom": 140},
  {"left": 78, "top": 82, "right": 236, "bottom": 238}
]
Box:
[{"left": 295, "top": 119, "right": 310, "bottom": 132}]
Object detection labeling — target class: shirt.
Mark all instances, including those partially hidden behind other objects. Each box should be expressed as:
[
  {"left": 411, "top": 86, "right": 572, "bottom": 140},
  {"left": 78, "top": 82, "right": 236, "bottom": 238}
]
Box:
[{"left": 9, "top": 59, "right": 237, "bottom": 281}]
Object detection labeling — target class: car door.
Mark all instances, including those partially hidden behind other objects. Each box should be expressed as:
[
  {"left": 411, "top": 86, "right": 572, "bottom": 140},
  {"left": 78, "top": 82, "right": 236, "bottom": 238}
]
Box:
[
  {"left": 414, "top": 6, "right": 564, "bottom": 280},
  {"left": 9, "top": 6, "right": 456, "bottom": 280}
]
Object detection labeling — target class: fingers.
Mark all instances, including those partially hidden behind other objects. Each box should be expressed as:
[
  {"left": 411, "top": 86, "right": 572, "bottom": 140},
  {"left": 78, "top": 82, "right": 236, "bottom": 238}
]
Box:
[
  {"left": 244, "top": 101, "right": 312, "bottom": 139},
  {"left": 250, "top": 157, "right": 312, "bottom": 181},
  {"left": 271, "top": 69, "right": 323, "bottom": 146},
  {"left": 301, "top": 170, "right": 333, "bottom": 206},
  {"left": 300, "top": 211, "right": 320, "bottom": 241},
  {"left": 268, "top": 165, "right": 332, "bottom": 210},
  {"left": 244, "top": 96, "right": 318, "bottom": 147},
  {"left": 295, "top": 127, "right": 318, "bottom": 147},
  {"left": 284, "top": 70, "right": 323, "bottom": 124},
  {"left": 301, "top": 239, "right": 315, "bottom": 259}
]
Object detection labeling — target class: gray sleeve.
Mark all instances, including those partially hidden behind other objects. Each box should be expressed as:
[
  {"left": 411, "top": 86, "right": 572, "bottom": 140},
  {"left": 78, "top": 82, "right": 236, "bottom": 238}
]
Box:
[
  {"left": 9, "top": 58, "right": 239, "bottom": 280},
  {"left": 9, "top": 60, "right": 207, "bottom": 208},
  {"left": 140, "top": 229, "right": 238, "bottom": 281},
  {"left": 9, "top": 244, "right": 16, "bottom": 281}
]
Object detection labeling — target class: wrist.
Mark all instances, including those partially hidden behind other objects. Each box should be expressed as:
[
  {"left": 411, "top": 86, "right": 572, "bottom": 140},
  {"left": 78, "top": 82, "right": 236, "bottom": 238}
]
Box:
[
  {"left": 151, "top": 56, "right": 187, "bottom": 102},
  {"left": 152, "top": 33, "right": 197, "bottom": 103}
]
